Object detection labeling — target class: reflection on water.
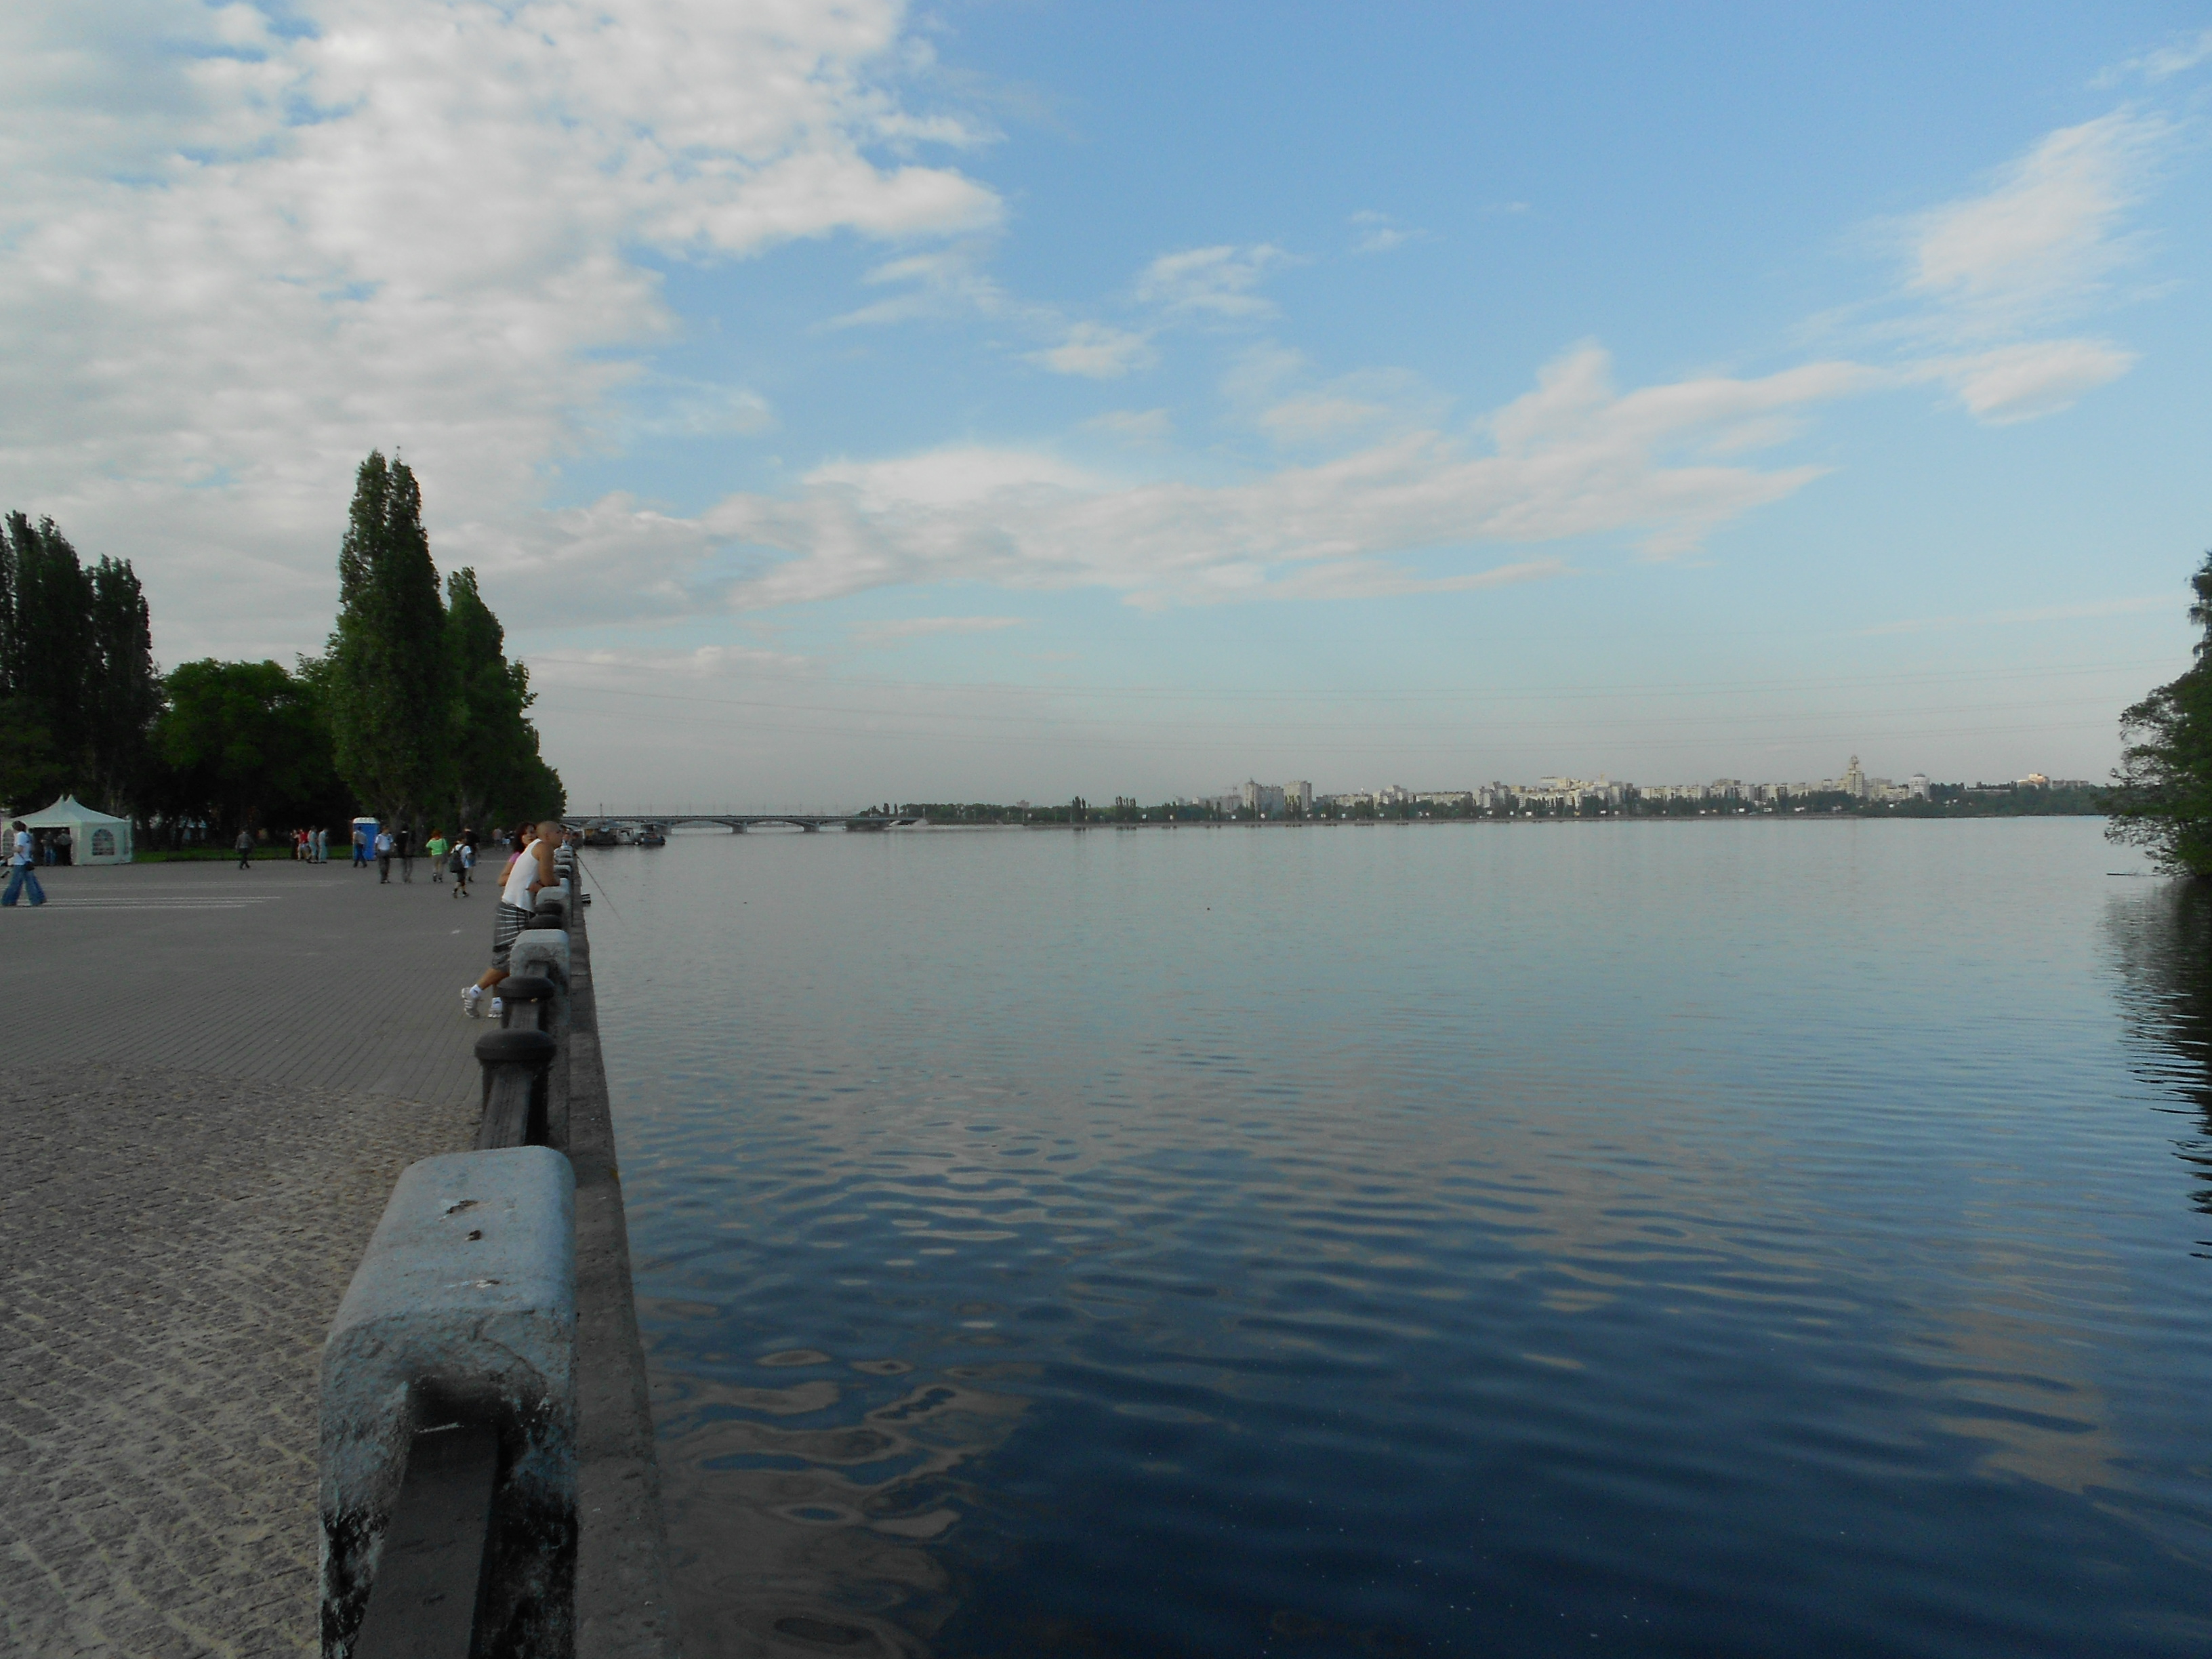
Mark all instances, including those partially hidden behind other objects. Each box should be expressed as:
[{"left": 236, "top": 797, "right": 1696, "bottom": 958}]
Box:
[
  {"left": 651, "top": 1339, "right": 1029, "bottom": 1658},
  {"left": 590, "top": 821, "right": 2212, "bottom": 1657},
  {"left": 2108, "top": 878, "right": 2212, "bottom": 1236}
]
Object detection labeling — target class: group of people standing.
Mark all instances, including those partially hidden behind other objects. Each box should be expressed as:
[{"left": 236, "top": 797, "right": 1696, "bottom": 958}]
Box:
[
  {"left": 354, "top": 822, "right": 485, "bottom": 891},
  {"left": 230, "top": 827, "right": 329, "bottom": 865},
  {"left": 350, "top": 821, "right": 565, "bottom": 905}
]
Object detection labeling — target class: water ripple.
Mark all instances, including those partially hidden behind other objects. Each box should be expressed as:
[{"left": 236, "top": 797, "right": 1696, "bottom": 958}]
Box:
[{"left": 595, "top": 822, "right": 2212, "bottom": 1656}]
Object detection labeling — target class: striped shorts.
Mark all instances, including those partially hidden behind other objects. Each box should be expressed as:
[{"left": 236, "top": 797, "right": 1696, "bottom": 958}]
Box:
[{"left": 492, "top": 901, "right": 533, "bottom": 969}]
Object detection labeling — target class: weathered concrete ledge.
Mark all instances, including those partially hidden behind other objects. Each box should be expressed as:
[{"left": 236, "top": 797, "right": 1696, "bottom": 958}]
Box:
[{"left": 563, "top": 888, "right": 683, "bottom": 1659}]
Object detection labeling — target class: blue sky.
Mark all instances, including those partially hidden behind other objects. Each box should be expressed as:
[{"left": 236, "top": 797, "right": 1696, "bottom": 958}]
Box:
[{"left": 5, "top": 3, "right": 2211, "bottom": 804}]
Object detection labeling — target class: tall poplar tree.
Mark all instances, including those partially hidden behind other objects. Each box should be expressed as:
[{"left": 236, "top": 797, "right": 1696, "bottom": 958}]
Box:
[
  {"left": 6, "top": 513, "right": 93, "bottom": 775},
  {"left": 2108, "top": 550, "right": 2212, "bottom": 875},
  {"left": 328, "top": 453, "right": 451, "bottom": 827},
  {"left": 0, "top": 514, "right": 158, "bottom": 814},
  {"left": 85, "top": 555, "right": 160, "bottom": 811},
  {"left": 445, "top": 567, "right": 565, "bottom": 827}
]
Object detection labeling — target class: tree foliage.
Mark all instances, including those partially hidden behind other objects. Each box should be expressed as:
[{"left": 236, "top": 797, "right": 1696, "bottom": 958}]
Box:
[
  {"left": 0, "top": 459, "right": 564, "bottom": 838},
  {"left": 2108, "top": 551, "right": 2212, "bottom": 875},
  {"left": 446, "top": 567, "right": 565, "bottom": 827},
  {"left": 0, "top": 512, "right": 159, "bottom": 813},
  {"left": 157, "top": 659, "right": 347, "bottom": 835},
  {"left": 329, "top": 453, "right": 452, "bottom": 827}
]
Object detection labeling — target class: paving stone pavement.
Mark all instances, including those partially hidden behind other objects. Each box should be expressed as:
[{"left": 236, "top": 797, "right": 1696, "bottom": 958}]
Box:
[{"left": 1, "top": 860, "right": 504, "bottom": 1656}]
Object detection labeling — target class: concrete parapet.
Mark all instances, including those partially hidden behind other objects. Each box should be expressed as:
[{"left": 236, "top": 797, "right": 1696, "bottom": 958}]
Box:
[{"left": 321, "top": 1147, "right": 578, "bottom": 1659}]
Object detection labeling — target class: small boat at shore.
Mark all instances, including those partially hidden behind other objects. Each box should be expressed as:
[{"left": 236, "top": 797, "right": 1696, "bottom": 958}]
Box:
[{"left": 638, "top": 825, "right": 667, "bottom": 846}]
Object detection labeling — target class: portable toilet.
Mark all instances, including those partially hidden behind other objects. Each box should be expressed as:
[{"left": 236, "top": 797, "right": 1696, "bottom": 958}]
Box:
[{"left": 351, "top": 817, "right": 377, "bottom": 862}]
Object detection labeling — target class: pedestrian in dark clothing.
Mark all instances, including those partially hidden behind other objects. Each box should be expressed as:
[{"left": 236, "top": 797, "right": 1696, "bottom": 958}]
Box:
[
  {"left": 235, "top": 829, "right": 253, "bottom": 869},
  {"left": 397, "top": 825, "right": 415, "bottom": 882}
]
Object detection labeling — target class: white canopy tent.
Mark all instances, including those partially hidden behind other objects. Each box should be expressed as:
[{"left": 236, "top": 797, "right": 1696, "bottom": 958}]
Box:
[{"left": 19, "top": 796, "right": 134, "bottom": 863}]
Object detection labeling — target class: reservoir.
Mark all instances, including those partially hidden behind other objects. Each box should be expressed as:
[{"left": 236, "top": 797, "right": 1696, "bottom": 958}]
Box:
[{"left": 588, "top": 818, "right": 2212, "bottom": 1657}]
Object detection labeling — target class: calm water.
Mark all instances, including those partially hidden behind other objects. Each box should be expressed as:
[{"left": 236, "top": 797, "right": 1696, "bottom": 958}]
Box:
[{"left": 586, "top": 819, "right": 2212, "bottom": 1658}]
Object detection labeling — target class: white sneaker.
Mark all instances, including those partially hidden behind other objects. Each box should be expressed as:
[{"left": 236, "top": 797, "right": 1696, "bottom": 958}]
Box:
[
  {"left": 489, "top": 998, "right": 504, "bottom": 1023},
  {"left": 462, "top": 985, "right": 483, "bottom": 1018}
]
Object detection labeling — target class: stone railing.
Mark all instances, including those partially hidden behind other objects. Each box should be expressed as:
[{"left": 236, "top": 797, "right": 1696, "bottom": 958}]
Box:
[{"left": 321, "top": 845, "right": 592, "bottom": 1659}]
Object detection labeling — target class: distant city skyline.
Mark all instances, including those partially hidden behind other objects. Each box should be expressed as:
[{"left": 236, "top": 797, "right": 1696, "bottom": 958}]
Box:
[{"left": 5, "top": 5, "right": 2208, "bottom": 801}]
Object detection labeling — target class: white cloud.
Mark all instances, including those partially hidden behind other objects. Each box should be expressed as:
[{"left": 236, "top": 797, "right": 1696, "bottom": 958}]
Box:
[
  {"left": 1348, "top": 211, "right": 1425, "bottom": 255},
  {"left": 622, "top": 382, "right": 778, "bottom": 438},
  {"left": 492, "top": 344, "right": 1866, "bottom": 617},
  {"left": 830, "top": 243, "right": 1010, "bottom": 328},
  {"left": 851, "top": 615, "right": 1026, "bottom": 645},
  {"left": 2096, "top": 28, "right": 2212, "bottom": 85},
  {"left": 1905, "top": 112, "right": 2163, "bottom": 335},
  {"left": 1916, "top": 339, "right": 2138, "bottom": 424},
  {"left": 806, "top": 447, "right": 1102, "bottom": 511},
  {"left": 0, "top": 0, "right": 1000, "bottom": 659},
  {"left": 1842, "top": 111, "right": 2169, "bottom": 426},
  {"left": 1027, "top": 323, "right": 1156, "bottom": 379},
  {"left": 1134, "top": 245, "right": 1293, "bottom": 319}
]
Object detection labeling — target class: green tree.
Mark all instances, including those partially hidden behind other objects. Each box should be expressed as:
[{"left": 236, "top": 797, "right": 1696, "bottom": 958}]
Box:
[
  {"left": 445, "top": 567, "right": 564, "bottom": 827},
  {"left": 2108, "top": 550, "right": 2212, "bottom": 874},
  {"left": 85, "top": 556, "right": 161, "bottom": 812},
  {"left": 5, "top": 512, "right": 93, "bottom": 782},
  {"left": 157, "top": 659, "right": 346, "bottom": 836},
  {"left": 327, "top": 453, "right": 451, "bottom": 830},
  {"left": 0, "top": 513, "right": 160, "bottom": 815}
]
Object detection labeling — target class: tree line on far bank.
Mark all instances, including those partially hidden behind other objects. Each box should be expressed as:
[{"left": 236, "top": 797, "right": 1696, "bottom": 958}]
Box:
[
  {"left": 1, "top": 451, "right": 562, "bottom": 842},
  {"left": 2110, "top": 550, "right": 2212, "bottom": 875}
]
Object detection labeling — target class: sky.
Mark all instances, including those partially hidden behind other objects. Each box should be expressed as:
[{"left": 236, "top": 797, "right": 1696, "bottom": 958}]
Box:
[{"left": 5, "top": 2, "right": 2211, "bottom": 808}]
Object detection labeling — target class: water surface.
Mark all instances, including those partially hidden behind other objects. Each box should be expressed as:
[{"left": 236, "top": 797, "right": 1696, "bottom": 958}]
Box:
[{"left": 588, "top": 819, "right": 2212, "bottom": 1658}]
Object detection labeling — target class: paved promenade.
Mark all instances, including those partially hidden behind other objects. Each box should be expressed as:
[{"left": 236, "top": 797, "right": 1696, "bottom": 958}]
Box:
[{"left": 2, "top": 859, "right": 496, "bottom": 1656}]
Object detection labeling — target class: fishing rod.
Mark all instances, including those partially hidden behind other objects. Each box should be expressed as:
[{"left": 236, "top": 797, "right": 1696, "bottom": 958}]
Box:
[{"left": 569, "top": 844, "right": 623, "bottom": 922}]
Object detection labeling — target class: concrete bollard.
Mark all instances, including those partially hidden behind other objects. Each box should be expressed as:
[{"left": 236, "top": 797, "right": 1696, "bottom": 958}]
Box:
[
  {"left": 496, "top": 974, "right": 555, "bottom": 1033},
  {"left": 533, "top": 888, "right": 567, "bottom": 930},
  {"left": 474, "top": 1027, "right": 557, "bottom": 1149},
  {"left": 321, "top": 1147, "right": 577, "bottom": 1659},
  {"left": 510, "top": 928, "right": 569, "bottom": 989}
]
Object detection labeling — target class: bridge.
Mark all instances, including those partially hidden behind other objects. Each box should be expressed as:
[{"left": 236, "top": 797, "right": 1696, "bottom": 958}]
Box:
[{"left": 562, "top": 813, "right": 925, "bottom": 837}]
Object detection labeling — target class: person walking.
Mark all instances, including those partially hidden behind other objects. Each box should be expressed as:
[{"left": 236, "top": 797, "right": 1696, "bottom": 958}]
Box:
[
  {"left": 397, "top": 823, "right": 415, "bottom": 882},
  {"left": 428, "top": 830, "right": 449, "bottom": 884},
  {"left": 3, "top": 820, "right": 46, "bottom": 906},
  {"left": 352, "top": 824, "right": 370, "bottom": 867},
  {"left": 235, "top": 827, "right": 253, "bottom": 869},
  {"left": 315, "top": 827, "right": 328, "bottom": 864},
  {"left": 451, "top": 832, "right": 472, "bottom": 897},
  {"left": 375, "top": 826, "right": 394, "bottom": 882}
]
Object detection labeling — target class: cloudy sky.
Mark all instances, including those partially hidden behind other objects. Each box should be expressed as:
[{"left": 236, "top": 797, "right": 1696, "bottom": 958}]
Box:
[{"left": 6, "top": 3, "right": 2211, "bottom": 806}]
